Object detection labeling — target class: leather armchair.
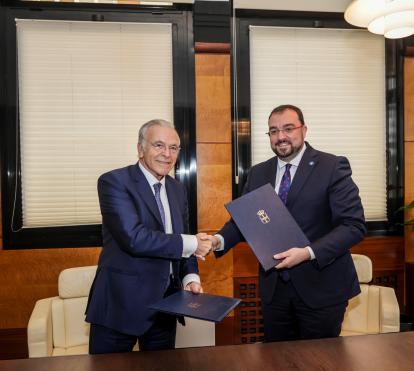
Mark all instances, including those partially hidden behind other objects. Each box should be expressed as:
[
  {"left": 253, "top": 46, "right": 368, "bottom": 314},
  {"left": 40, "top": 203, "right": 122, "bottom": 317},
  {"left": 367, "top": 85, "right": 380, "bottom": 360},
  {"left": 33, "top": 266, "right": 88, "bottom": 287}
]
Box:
[
  {"left": 340, "top": 254, "right": 400, "bottom": 336},
  {"left": 27, "top": 265, "right": 214, "bottom": 358}
]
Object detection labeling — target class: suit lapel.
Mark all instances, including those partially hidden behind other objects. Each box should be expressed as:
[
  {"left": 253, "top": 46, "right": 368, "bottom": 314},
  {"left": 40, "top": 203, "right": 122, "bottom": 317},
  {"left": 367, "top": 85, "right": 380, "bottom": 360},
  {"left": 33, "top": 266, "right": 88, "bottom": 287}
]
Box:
[
  {"left": 165, "top": 178, "right": 183, "bottom": 234},
  {"left": 267, "top": 157, "right": 279, "bottom": 188},
  {"left": 286, "top": 145, "right": 318, "bottom": 208},
  {"left": 130, "top": 164, "right": 164, "bottom": 228}
]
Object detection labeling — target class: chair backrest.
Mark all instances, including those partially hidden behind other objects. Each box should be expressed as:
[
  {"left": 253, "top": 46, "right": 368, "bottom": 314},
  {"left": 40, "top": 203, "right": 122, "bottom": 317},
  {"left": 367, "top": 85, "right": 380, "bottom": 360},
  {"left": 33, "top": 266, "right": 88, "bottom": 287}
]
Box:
[
  {"left": 58, "top": 266, "right": 97, "bottom": 298},
  {"left": 352, "top": 254, "right": 372, "bottom": 283},
  {"left": 341, "top": 254, "right": 399, "bottom": 335},
  {"left": 52, "top": 266, "right": 97, "bottom": 349}
]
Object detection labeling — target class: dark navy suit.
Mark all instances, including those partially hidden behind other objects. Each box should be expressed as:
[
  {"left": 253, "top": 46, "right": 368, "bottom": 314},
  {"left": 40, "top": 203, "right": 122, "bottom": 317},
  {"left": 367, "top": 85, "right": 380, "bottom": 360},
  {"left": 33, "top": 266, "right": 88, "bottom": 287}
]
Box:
[
  {"left": 217, "top": 144, "right": 366, "bottom": 340},
  {"left": 86, "top": 164, "right": 198, "bottom": 348}
]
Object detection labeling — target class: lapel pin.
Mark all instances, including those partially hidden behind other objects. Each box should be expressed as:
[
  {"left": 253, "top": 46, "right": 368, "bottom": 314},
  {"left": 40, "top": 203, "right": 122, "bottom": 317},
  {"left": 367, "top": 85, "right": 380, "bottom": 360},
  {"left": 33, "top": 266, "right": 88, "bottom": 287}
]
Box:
[{"left": 309, "top": 161, "right": 315, "bottom": 166}]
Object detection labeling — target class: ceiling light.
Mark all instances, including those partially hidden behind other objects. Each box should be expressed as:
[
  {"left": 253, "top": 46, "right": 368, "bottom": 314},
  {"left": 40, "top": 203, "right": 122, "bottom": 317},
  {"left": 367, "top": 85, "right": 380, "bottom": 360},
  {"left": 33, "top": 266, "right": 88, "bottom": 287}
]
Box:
[{"left": 345, "top": 0, "right": 414, "bottom": 39}]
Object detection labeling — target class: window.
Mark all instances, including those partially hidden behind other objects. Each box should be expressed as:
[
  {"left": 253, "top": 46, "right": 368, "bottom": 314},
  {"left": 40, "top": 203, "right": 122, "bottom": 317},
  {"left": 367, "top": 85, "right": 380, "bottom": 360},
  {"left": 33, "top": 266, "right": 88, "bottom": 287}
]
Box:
[
  {"left": 250, "top": 26, "right": 386, "bottom": 221},
  {"left": 18, "top": 19, "right": 174, "bottom": 228},
  {"left": 232, "top": 11, "right": 403, "bottom": 233},
  {"left": 1, "top": 3, "right": 196, "bottom": 248}
]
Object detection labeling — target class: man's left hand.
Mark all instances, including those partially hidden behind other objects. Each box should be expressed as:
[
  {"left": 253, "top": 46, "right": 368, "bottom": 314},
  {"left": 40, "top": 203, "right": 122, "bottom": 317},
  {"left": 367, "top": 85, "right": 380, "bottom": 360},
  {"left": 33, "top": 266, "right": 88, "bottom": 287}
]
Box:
[
  {"left": 184, "top": 281, "right": 203, "bottom": 294},
  {"left": 274, "top": 247, "right": 310, "bottom": 269}
]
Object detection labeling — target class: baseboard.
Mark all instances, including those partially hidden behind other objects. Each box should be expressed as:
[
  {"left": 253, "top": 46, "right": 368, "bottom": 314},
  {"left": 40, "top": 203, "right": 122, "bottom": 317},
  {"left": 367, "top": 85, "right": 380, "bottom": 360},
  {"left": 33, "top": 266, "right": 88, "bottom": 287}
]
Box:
[
  {"left": 215, "top": 316, "right": 235, "bottom": 346},
  {"left": 0, "top": 328, "right": 28, "bottom": 360}
]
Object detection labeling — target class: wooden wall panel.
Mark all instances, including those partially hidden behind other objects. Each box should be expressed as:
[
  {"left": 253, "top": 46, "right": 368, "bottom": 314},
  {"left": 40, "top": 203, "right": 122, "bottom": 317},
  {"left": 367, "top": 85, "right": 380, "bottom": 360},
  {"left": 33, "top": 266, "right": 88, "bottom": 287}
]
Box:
[
  {"left": 195, "top": 52, "right": 233, "bottom": 300},
  {"left": 405, "top": 56, "right": 414, "bottom": 312},
  {"left": 405, "top": 143, "right": 414, "bottom": 262},
  {"left": 198, "top": 252, "right": 233, "bottom": 298},
  {"left": 233, "top": 243, "right": 258, "bottom": 278},
  {"left": 0, "top": 248, "right": 100, "bottom": 329},
  {"left": 197, "top": 143, "right": 232, "bottom": 233},
  {"left": 0, "top": 328, "right": 27, "bottom": 360},
  {"left": 352, "top": 236, "right": 404, "bottom": 271},
  {"left": 405, "top": 58, "right": 414, "bottom": 263},
  {"left": 195, "top": 54, "right": 231, "bottom": 144},
  {"left": 406, "top": 143, "right": 414, "bottom": 204},
  {"left": 405, "top": 58, "right": 414, "bottom": 142}
]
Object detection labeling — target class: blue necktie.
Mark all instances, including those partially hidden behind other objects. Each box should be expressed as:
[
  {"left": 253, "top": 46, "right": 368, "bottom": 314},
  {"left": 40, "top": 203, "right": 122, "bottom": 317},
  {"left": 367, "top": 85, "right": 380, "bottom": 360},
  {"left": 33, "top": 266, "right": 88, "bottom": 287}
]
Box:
[
  {"left": 278, "top": 164, "right": 292, "bottom": 281},
  {"left": 154, "top": 183, "right": 179, "bottom": 288},
  {"left": 278, "top": 164, "right": 292, "bottom": 205},
  {"left": 153, "top": 183, "right": 166, "bottom": 230}
]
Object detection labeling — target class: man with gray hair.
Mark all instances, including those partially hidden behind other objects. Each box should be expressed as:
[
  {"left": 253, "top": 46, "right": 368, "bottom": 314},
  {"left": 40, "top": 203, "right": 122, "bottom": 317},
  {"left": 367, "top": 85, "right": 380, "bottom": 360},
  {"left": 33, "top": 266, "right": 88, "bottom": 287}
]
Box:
[{"left": 86, "top": 119, "right": 211, "bottom": 353}]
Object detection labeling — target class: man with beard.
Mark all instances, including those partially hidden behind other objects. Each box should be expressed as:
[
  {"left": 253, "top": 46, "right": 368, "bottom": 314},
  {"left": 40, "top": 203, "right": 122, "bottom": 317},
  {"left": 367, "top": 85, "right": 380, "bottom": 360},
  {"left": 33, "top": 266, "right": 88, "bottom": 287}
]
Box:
[{"left": 209, "top": 105, "right": 366, "bottom": 342}]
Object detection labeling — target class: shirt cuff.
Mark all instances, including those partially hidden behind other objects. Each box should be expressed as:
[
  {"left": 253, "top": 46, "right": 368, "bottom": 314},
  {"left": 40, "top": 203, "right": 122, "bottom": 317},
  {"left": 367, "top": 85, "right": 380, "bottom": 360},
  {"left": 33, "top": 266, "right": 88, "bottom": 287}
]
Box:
[
  {"left": 214, "top": 234, "right": 225, "bottom": 251},
  {"left": 306, "top": 246, "right": 315, "bottom": 260},
  {"left": 182, "top": 273, "right": 201, "bottom": 289},
  {"left": 181, "top": 234, "right": 198, "bottom": 258}
]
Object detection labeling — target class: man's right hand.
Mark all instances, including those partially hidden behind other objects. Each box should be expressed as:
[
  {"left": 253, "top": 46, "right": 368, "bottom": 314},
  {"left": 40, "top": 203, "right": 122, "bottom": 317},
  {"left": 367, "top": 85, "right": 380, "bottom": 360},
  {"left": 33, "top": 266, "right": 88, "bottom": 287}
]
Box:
[
  {"left": 194, "top": 233, "right": 213, "bottom": 260},
  {"left": 206, "top": 235, "right": 222, "bottom": 251}
]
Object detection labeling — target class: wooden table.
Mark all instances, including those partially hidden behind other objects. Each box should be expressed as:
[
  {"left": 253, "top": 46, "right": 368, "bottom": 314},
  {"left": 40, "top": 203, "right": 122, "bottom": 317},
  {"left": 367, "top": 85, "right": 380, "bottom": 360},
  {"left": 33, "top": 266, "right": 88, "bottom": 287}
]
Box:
[{"left": 1, "top": 332, "right": 413, "bottom": 371}]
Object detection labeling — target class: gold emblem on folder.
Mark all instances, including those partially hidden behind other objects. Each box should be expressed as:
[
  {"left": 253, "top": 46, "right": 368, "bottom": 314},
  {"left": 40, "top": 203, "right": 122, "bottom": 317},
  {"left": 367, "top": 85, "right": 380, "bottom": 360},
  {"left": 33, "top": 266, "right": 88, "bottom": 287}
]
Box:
[
  {"left": 257, "top": 209, "right": 270, "bottom": 224},
  {"left": 188, "top": 302, "right": 202, "bottom": 309}
]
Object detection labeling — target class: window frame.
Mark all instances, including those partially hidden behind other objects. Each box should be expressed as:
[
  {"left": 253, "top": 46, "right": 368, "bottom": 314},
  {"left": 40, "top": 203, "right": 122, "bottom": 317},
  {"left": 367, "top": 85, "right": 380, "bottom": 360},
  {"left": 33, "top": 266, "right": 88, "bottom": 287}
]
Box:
[
  {"left": 0, "top": 1, "right": 197, "bottom": 248},
  {"left": 231, "top": 9, "right": 404, "bottom": 235}
]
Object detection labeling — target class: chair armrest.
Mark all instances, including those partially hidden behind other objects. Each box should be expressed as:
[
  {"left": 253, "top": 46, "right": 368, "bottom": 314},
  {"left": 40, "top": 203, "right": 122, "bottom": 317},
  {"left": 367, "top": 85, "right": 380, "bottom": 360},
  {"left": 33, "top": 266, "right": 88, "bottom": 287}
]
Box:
[
  {"left": 27, "top": 297, "right": 57, "bottom": 358},
  {"left": 379, "top": 286, "right": 400, "bottom": 333}
]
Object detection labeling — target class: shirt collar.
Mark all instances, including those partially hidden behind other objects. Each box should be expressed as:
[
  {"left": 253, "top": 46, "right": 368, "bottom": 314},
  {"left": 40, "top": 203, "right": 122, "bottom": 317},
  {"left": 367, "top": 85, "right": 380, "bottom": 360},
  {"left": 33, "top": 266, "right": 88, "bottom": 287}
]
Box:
[
  {"left": 277, "top": 142, "right": 307, "bottom": 169},
  {"left": 139, "top": 162, "right": 166, "bottom": 188}
]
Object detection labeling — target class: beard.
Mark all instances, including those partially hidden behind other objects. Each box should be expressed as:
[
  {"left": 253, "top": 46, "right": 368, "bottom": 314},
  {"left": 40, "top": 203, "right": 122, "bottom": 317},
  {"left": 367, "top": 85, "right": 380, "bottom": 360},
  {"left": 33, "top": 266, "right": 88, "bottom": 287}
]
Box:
[{"left": 271, "top": 140, "right": 302, "bottom": 161}]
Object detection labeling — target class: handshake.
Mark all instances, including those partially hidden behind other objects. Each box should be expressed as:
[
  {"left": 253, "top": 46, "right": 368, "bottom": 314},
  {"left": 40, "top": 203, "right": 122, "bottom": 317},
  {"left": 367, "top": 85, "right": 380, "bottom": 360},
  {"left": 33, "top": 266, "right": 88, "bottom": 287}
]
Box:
[{"left": 194, "top": 233, "right": 221, "bottom": 260}]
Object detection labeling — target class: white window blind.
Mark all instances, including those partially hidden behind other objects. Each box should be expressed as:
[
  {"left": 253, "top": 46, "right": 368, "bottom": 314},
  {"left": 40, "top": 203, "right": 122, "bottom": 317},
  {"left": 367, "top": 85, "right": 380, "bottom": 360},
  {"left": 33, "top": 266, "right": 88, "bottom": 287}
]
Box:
[
  {"left": 234, "top": 0, "right": 349, "bottom": 12},
  {"left": 249, "top": 26, "right": 386, "bottom": 221},
  {"left": 17, "top": 19, "right": 174, "bottom": 228}
]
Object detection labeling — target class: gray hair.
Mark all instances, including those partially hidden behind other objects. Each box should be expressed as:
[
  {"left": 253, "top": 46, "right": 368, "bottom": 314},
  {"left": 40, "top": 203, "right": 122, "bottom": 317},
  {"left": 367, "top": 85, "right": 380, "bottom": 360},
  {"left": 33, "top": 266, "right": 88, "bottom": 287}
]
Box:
[{"left": 138, "top": 119, "right": 175, "bottom": 145}]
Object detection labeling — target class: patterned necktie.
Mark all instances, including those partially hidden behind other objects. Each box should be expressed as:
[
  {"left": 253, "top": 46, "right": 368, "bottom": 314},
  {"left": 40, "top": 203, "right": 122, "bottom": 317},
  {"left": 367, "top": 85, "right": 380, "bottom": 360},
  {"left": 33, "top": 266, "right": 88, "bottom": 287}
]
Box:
[
  {"left": 153, "top": 183, "right": 166, "bottom": 230},
  {"left": 278, "top": 164, "right": 292, "bottom": 205},
  {"left": 278, "top": 164, "right": 292, "bottom": 281}
]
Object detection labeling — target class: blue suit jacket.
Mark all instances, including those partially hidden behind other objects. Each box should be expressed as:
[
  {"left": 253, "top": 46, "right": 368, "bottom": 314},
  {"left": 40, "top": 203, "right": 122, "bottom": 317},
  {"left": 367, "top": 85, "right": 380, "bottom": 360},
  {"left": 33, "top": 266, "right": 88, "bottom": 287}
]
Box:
[
  {"left": 86, "top": 164, "right": 198, "bottom": 336},
  {"left": 217, "top": 144, "right": 366, "bottom": 309}
]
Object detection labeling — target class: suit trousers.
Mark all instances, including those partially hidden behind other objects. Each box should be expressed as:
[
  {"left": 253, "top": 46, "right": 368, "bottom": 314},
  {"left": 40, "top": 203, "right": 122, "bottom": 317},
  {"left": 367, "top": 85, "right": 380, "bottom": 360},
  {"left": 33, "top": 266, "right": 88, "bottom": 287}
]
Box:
[
  {"left": 262, "top": 278, "right": 347, "bottom": 342},
  {"left": 89, "top": 280, "right": 177, "bottom": 354}
]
